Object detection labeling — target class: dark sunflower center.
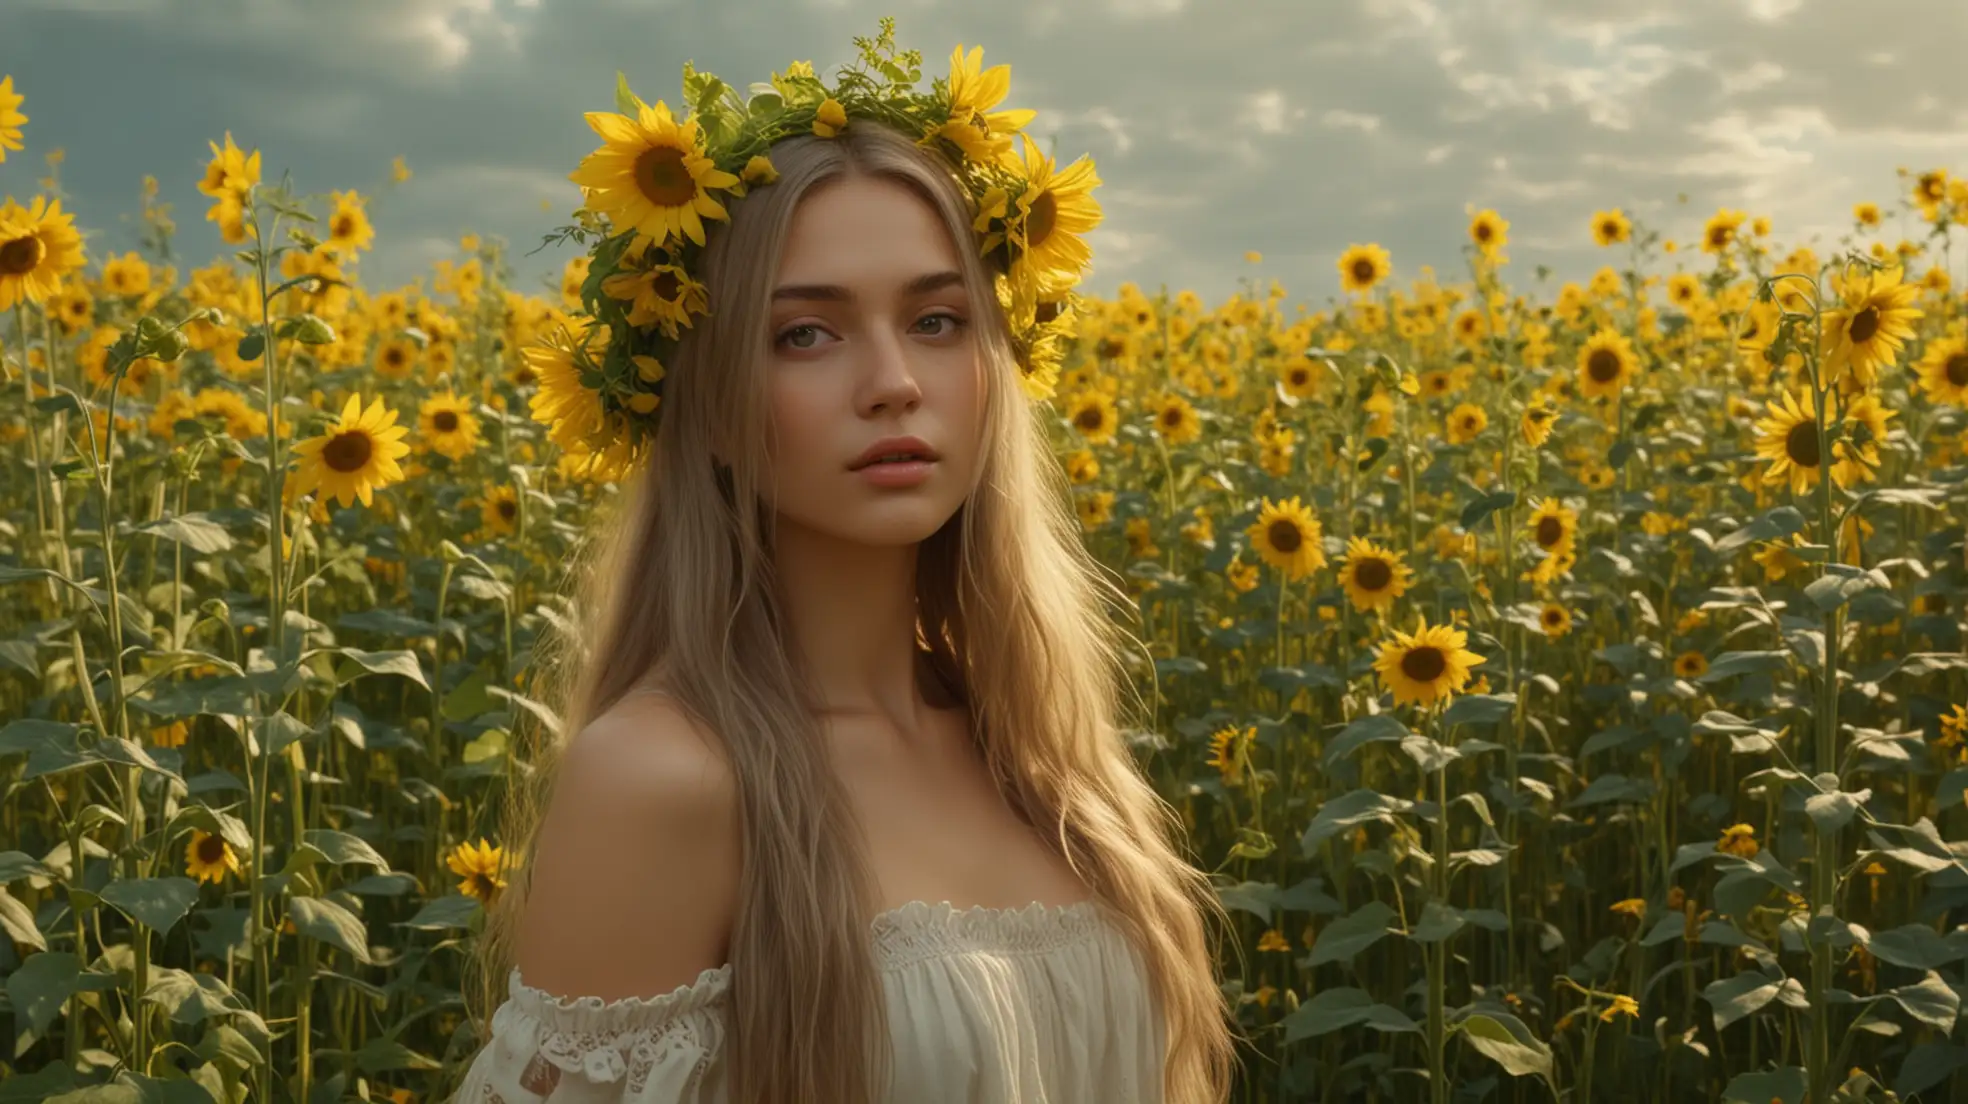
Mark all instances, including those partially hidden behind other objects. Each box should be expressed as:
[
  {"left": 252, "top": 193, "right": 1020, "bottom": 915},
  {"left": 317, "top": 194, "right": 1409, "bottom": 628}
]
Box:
[
  {"left": 1400, "top": 645, "right": 1447, "bottom": 683},
  {"left": 1289, "top": 368, "right": 1309, "bottom": 386},
  {"left": 1785, "top": 420, "right": 1821, "bottom": 467},
  {"left": 1161, "top": 406, "right": 1183, "bottom": 428},
  {"left": 197, "top": 835, "right": 226, "bottom": 864},
  {"left": 1354, "top": 557, "right": 1392, "bottom": 591},
  {"left": 0, "top": 234, "right": 44, "bottom": 276},
  {"left": 322, "top": 430, "right": 374, "bottom": 473},
  {"left": 1074, "top": 406, "right": 1105, "bottom": 431},
  {"left": 498, "top": 498, "right": 517, "bottom": 521},
  {"left": 1026, "top": 190, "right": 1057, "bottom": 250},
  {"left": 433, "top": 411, "right": 459, "bottom": 433},
  {"left": 1599, "top": 219, "right": 1618, "bottom": 237},
  {"left": 1097, "top": 337, "right": 1124, "bottom": 360},
  {"left": 1475, "top": 222, "right": 1494, "bottom": 242},
  {"left": 1267, "top": 519, "right": 1302, "bottom": 553},
  {"left": 333, "top": 214, "right": 357, "bottom": 238},
  {"left": 1586, "top": 348, "right": 1625, "bottom": 383},
  {"left": 652, "top": 269, "right": 681, "bottom": 300},
  {"left": 385, "top": 348, "right": 405, "bottom": 368},
  {"left": 1543, "top": 607, "right": 1564, "bottom": 626},
  {"left": 1946, "top": 353, "right": 1968, "bottom": 386},
  {"left": 1848, "top": 306, "right": 1880, "bottom": 344},
  {"left": 1351, "top": 259, "right": 1377, "bottom": 284},
  {"left": 514, "top": 365, "right": 537, "bottom": 385},
  {"left": 1035, "top": 300, "right": 1064, "bottom": 325},
  {"left": 469, "top": 873, "right": 496, "bottom": 898},
  {"left": 633, "top": 146, "right": 698, "bottom": 207},
  {"left": 1460, "top": 415, "right": 1480, "bottom": 432},
  {"left": 1708, "top": 226, "right": 1731, "bottom": 249},
  {"left": 1536, "top": 516, "right": 1564, "bottom": 548}
]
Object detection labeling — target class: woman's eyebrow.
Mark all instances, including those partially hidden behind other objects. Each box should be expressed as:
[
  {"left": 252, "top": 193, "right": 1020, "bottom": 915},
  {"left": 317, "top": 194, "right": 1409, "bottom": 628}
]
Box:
[{"left": 770, "top": 269, "right": 963, "bottom": 302}]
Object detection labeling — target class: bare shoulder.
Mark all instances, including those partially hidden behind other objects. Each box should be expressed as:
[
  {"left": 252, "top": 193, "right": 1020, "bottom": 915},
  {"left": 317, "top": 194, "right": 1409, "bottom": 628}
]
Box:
[{"left": 512, "top": 688, "right": 741, "bottom": 1002}]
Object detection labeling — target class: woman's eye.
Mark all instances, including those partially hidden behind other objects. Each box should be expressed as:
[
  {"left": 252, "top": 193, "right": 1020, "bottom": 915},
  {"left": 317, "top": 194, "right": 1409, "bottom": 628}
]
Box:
[
  {"left": 918, "top": 312, "right": 968, "bottom": 337},
  {"left": 776, "top": 324, "right": 827, "bottom": 350}
]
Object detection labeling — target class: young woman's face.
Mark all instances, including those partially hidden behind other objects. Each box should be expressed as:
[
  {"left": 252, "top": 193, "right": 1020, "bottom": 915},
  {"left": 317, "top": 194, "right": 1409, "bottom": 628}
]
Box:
[{"left": 762, "top": 174, "right": 984, "bottom": 547}]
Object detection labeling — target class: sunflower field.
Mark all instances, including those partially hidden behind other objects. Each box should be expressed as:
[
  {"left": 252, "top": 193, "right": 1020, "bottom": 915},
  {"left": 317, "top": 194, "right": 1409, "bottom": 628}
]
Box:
[{"left": 3, "top": 52, "right": 1968, "bottom": 1104}]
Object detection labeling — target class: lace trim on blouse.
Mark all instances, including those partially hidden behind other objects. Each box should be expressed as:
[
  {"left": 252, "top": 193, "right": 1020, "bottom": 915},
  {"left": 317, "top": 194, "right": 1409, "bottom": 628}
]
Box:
[{"left": 495, "top": 898, "right": 1106, "bottom": 1091}]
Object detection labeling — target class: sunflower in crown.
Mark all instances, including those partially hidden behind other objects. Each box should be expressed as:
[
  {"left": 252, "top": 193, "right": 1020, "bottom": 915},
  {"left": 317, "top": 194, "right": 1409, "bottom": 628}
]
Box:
[{"left": 530, "top": 18, "right": 1101, "bottom": 480}]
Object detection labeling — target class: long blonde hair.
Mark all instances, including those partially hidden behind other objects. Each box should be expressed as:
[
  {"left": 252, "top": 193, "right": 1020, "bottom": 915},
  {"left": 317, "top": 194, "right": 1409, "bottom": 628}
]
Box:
[{"left": 474, "top": 121, "right": 1242, "bottom": 1103}]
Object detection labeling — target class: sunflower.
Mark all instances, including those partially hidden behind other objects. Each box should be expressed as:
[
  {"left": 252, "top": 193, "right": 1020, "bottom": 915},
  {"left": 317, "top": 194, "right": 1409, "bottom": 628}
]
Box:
[
  {"left": 1818, "top": 265, "right": 1924, "bottom": 388},
  {"left": 1674, "top": 651, "right": 1709, "bottom": 678},
  {"left": 1075, "top": 489, "right": 1115, "bottom": 529},
  {"left": 100, "top": 251, "right": 152, "bottom": 299},
  {"left": 1717, "top": 824, "right": 1759, "bottom": 859},
  {"left": 568, "top": 94, "right": 740, "bottom": 248},
  {"left": 525, "top": 324, "right": 611, "bottom": 453},
  {"left": 1576, "top": 328, "right": 1639, "bottom": 400},
  {"left": 1735, "top": 300, "right": 1781, "bottom": 358},
  {"left": 1337, "top": 244, "right": 1391, "bottom": 295},
  {"left": 0, "top": 196, "right": 86, "bottom": 310},
  {"left": 1064, "top": 389, "right": 1118, "bottom": 445},
  {"left": 1913, "top": 170, "right": 1949, "bottom": 216},
  {"left": 601, "top": 248, "right": 709, "bottom": 337},
  {"left": 374, "top": 337, "right": 419, "bottom": 380},
  {"left": 1468, "top": 208, "right": 1509, "bottom": 259},
  {"left": 185, "top": 829, "right": 241, "bottom": 885},
  {"left": 1205, "top": 724, "right": 1255, "bottom": 788},
  {"left": 1915, "top": 336, "right": 1968, "bottom": 405},
  {"left": 1338, "top": 536, "right": 1413, "bottom": 613},
  {"left": 446, "top": 838, "right": 507, "bottom": 903},
  {"left": 1277, "top": 355, "right": 1325, "bottom": 400},
  {"left": 1853, "top": 201, "right": 1882, "bottom": 227},
  {"left": 1526, "top": 497, "right": 1578, "bottom": 557},
  {"left": 1539, "top": 602, "right": 1573, "bottom": 640},
  {"left": 323, "top": 191, "right": 374, "bottom": 259},
  {"left": 1373, "top": 614, "right": 1485, "bottom": 708},
  {"left": 1666, "top": 272, "right": 1701, "bottom": 310},
  {"left": 1445, "top": 402, "right": 1488, "bottom": 445},
  {"left": 198, "top": 133, "right": 261, "bottom": 244},
  {"left": 1064, "top": 449, "right": 1099, "bottom": 484},
  {"left": 1701, "top": 208, "right": 1746, "bottom": 254},
  {"left": 1247, "top": 496, "right": 1326, "bottom": 580},
  {"left": 290, "top": 394, "right": 413, "bottom": 509},
  {"left": 0, "top": 75, "right": 24, "bottom": 162},
  {"left": 1599, "top": 995, "right": 1640, "bottom": 1023},
  {"left": 929, "top": 44, "right": 1036, "bottom": 165},
  {"left": 1003, "top": 132, "right": 1102, "bottom": 299},
  {"left": 1520, "top": 398, "right": 1558, "bottom": 448},
  {"left": 1831, "top": 392, "right": 1895, "bottom": 488},
  {"left": 1752, "top": 388, "right": 1827, "bottom": 496},
  {"left": 1151, "top": 393, "right": 1202, "bottom": 445},
  {"left": 479, "top": 485, "right": 521, "bottom": 536},
  {"left": 419, "top": 392, "right": 481, "bottom": 461},
  {"left": 1591, "top": 208, "right": 1630, "bottom": 246}
]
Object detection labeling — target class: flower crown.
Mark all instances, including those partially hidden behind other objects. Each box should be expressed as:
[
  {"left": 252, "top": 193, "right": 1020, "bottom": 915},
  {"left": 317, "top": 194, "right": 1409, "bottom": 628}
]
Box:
[{"left": 525, "top": 18, "right": 1103, "bottom": 477}]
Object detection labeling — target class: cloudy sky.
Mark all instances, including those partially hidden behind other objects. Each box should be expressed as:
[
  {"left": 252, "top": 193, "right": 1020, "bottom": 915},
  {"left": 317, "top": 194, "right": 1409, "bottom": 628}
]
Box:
[{"left": 4, "top": 0, "right": 1962, "bottom": 311}]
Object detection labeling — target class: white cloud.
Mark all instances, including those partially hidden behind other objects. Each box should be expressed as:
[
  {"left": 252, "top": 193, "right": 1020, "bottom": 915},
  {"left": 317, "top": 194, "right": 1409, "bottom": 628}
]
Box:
[{"left": 1321, "top": 109, "right": 1382, "bottom": 134}]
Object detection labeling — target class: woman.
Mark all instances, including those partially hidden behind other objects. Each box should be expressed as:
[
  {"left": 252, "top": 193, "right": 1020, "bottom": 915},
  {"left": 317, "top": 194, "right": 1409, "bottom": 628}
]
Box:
[{"left": 456, "top": 41, "right": 1242, "bottom": 1104}]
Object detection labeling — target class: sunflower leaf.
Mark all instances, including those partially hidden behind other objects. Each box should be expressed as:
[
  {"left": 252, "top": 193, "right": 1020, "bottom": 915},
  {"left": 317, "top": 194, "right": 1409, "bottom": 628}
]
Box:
[
  {"left": 287, "top": 896, "right": 372, "bottom": 964},
  {"left": 1280, "top": 988, "right": 1420, "bottom": 1044},
  {"left": 1460, "top": 490, "right": 1516, "bottom": 531},
  {"left": 1713, "top": 505, "right": 1807, "bottom": 556},
  {"left": 99, "top": 877, "right": 200, "bottom": 935},
  {"left": 1308, "top": 901, "right": 1398, "bottom": 966}
]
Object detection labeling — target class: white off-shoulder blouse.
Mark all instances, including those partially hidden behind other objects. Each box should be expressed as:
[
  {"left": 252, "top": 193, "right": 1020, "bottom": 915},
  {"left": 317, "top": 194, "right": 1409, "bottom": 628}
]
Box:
[{"left": 453, "top": 898, "right": 1166, "bottom": 1104}]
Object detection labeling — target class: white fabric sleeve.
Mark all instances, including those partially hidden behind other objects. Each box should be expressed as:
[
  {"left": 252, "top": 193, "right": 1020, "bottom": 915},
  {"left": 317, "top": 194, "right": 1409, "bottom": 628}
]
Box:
[{"left": 451, "top": 966, "right": 732, "bottom": 1104}]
